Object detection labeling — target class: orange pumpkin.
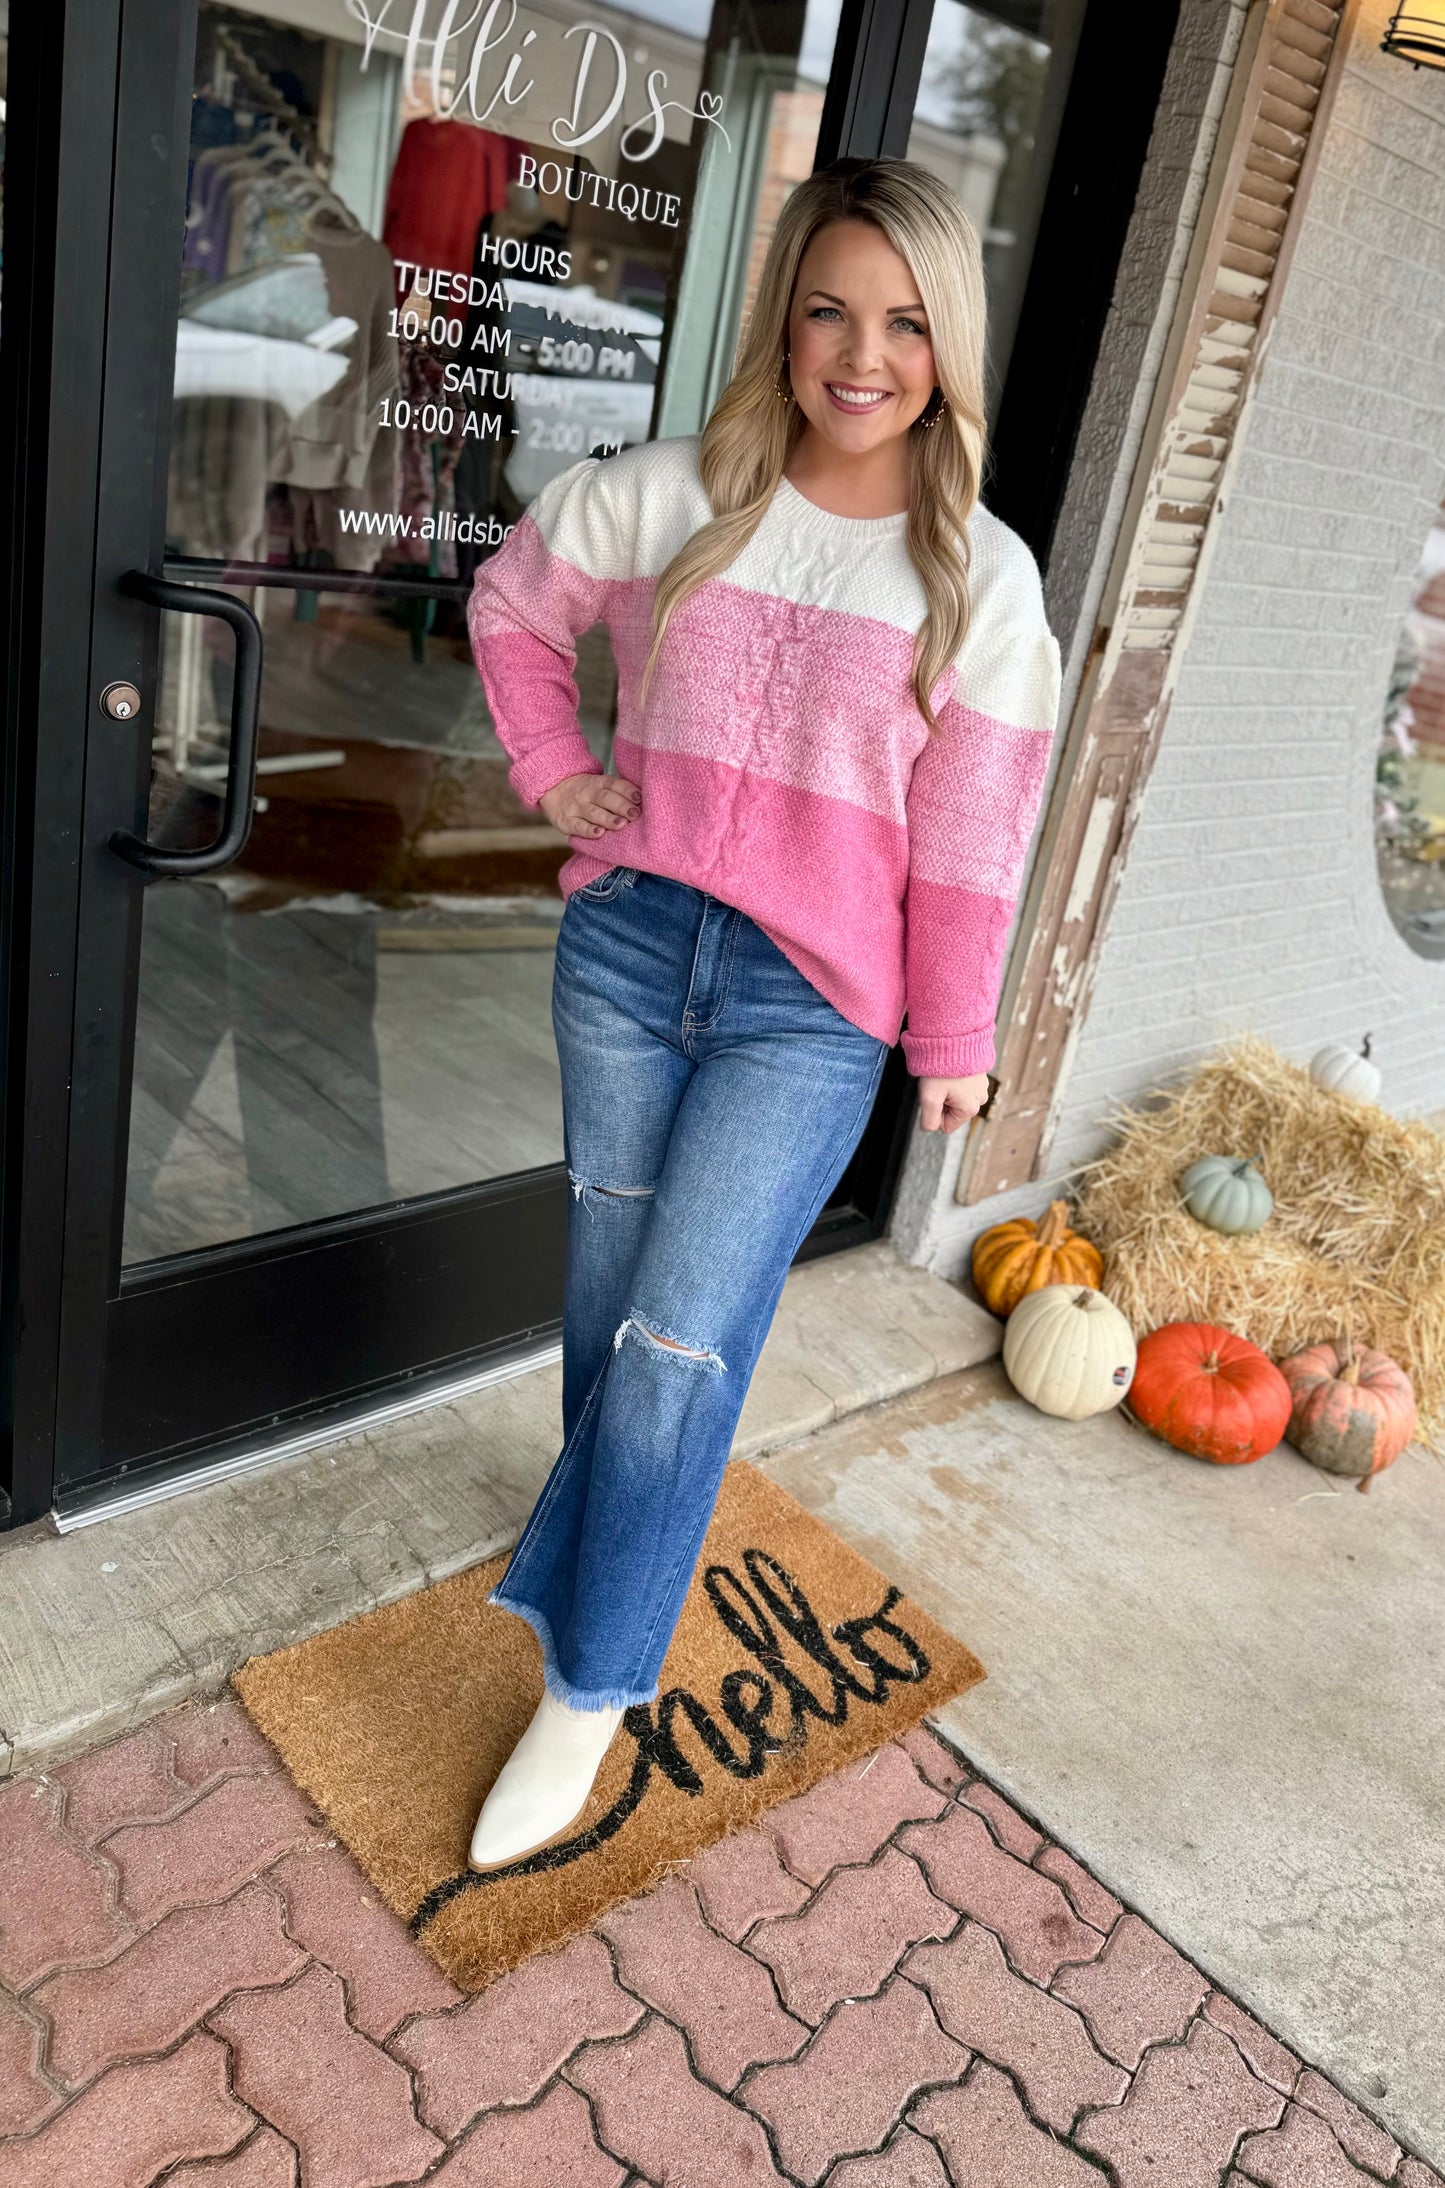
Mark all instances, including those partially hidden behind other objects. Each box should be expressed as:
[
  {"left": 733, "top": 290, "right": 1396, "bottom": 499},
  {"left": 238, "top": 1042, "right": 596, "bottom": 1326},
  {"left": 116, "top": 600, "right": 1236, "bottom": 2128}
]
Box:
[
  {"left": 1126, "top": 1321, "right": 1292, "bottom": 1465},
  {"left": 1279, "top": 1338, "right": 1417, "bottom": 1492},
  {"left": 971, "top": 1198, "right": 1102, "bottom": 1318}
]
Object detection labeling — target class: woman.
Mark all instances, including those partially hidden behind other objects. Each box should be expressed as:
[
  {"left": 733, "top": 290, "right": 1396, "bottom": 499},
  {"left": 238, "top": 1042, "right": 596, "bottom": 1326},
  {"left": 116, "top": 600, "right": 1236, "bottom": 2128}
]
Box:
[{"left": 465, "top": 155, "right": 1061, "bottom": 1871}]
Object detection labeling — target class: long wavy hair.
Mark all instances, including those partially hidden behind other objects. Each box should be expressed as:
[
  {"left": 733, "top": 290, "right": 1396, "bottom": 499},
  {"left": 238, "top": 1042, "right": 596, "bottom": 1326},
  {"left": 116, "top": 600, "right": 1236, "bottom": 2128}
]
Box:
[{"left": 638, "top": 156, "right": 989, "bottom": 735}]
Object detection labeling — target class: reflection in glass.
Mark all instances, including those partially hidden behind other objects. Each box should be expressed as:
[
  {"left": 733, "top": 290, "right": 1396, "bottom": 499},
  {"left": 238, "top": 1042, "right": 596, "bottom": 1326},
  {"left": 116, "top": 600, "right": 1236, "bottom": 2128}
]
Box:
[
  {"left": 1376, "top": 504, "right": 1445, "bottom": 959},
  {"left": 908, "top": 0, "right": 1084, "bottom": 420},
  {"left": 124, "top": 0, "right": 843, "bottom": 1262}
]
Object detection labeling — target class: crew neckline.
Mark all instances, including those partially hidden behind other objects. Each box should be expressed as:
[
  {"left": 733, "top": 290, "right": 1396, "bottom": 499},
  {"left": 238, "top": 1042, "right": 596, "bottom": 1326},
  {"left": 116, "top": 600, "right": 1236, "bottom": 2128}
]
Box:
[{"left": 773, "top": 470, "right": 910, "bottom": 539}]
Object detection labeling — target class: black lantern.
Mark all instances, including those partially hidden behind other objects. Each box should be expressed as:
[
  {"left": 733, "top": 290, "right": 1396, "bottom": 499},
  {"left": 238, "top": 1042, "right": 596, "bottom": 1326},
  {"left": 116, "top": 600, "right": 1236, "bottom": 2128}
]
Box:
[{"left": 1381, "top": 4, "right": 1445, "bottom": 67}]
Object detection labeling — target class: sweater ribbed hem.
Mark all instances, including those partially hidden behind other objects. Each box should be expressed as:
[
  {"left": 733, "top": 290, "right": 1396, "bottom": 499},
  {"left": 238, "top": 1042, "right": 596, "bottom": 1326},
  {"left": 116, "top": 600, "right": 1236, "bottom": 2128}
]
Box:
[
  {"left": 510, "top": 736, "right": 602, "bottom": 810},
  {"left": 900, "top": 1028, "right": 995, "bottom": 1080}
]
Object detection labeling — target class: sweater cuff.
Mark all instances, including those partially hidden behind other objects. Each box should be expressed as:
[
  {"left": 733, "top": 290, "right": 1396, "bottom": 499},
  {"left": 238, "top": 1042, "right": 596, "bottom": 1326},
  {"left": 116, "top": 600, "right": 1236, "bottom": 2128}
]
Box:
[
  {"left": 509, "top": 735, "right": 603, "bottom": 810},
  {"left": 900, "top": 1026, "right": 996, "bottom": 1080}
]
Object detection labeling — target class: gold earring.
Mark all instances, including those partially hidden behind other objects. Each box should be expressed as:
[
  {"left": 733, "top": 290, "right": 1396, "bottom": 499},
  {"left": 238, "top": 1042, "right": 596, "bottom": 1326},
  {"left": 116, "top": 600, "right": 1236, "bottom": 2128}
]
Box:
[
  {"left": 919, "top": 388, "right": 949, "bottom": 431},
  {"left": 775, "top": 352, "right": 793, "bottom": 402}
]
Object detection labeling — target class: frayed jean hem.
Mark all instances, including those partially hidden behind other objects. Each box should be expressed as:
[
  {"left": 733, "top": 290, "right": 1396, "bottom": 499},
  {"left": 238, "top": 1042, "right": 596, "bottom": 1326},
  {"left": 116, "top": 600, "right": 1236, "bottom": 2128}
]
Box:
[{"left": 486, "top": 1584, "right": 660, "bottom": 1712}]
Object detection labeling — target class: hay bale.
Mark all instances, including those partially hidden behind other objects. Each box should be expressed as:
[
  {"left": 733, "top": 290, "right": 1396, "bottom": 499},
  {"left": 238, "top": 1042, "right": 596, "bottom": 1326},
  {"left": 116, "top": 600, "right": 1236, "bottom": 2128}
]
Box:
[{"left": 1068, "top": 1032, "right": 1445, "bottom": 1455}]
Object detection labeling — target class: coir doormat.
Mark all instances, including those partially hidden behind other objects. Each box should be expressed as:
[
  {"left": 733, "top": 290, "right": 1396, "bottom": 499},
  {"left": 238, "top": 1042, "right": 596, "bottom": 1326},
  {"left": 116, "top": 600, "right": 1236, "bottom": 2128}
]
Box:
[{"left": 231, "top": 1458, "right": 985, "bottom": 1991}]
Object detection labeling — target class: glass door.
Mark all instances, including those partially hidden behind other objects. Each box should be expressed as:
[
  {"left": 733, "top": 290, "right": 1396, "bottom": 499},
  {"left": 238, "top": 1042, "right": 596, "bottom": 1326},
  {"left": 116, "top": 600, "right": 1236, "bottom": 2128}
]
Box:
[{"left": 54, "top": 0, "right": 912, "bottom": 1511}]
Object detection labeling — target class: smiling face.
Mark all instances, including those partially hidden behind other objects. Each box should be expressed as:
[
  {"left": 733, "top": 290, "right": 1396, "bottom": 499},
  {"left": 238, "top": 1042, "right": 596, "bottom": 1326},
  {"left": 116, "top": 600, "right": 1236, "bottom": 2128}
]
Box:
[{"left": 785, "top": 217, "right": 939, "bottom": 450}]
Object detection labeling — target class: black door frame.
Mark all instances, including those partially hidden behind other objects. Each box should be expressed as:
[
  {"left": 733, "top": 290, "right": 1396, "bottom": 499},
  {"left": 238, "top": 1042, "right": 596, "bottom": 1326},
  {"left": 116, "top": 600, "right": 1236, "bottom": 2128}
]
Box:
[{"left": 0, "top": 0, "right": 1175, "bottom": 1528}]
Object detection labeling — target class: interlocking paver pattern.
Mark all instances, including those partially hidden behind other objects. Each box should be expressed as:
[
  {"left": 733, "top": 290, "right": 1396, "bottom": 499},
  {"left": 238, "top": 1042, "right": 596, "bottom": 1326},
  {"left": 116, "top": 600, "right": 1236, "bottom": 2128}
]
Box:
[
  {"left": 747, "top": 1845, "right": 953, "bottom": 2023},
  {"left": 1054, "top": 1906, "right": 1210, "bottom": 2068},
  {"left": 0, "top": 1696, "right": 1435, "bottom": 2188},
  {"left": 597, "top": 1875, "right": 809, "bottom": 2087},
  {"left": 898, "top": 1800, "right": 1105, "bottom": 1982},
  {"left": 1294, "top": 2066, "right": 1404, "bottom": 2176},
  {"left": 1075, "top": 2016, "right": 1285, "bottom": 2187},
  {"left": 392, "top": 1930, "right": 641, "bottom": 2134},
  {"left": 903, "top": 1917, "right": 1128, "bottom": 2129},
  {"left": 1237, "top": 2099, "right": 1396, "bottom": 2186}
]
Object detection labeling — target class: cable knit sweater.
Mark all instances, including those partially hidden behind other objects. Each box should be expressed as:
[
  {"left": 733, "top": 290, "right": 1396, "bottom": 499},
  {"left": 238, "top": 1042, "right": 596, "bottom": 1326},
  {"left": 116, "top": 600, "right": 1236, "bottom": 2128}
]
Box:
[{"left": 467, "top": 431, "right": 1061, "bottom": 1078}]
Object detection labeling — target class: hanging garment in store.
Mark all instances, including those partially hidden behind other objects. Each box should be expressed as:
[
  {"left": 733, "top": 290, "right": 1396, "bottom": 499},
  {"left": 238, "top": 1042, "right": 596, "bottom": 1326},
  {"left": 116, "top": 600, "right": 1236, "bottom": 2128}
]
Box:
[{"left": 383, "top": 119, "right": 526, "bottom": 282}]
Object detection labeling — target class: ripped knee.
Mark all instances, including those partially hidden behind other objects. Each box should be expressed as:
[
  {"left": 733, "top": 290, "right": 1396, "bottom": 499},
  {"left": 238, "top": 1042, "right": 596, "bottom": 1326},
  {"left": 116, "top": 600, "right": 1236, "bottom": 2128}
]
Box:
[
  {"left": 614, "top": 1310, "right": 725, "bottom": 1374},
  {"left": 567, "top": 1169, "right": 656, "bottom": 1216}
]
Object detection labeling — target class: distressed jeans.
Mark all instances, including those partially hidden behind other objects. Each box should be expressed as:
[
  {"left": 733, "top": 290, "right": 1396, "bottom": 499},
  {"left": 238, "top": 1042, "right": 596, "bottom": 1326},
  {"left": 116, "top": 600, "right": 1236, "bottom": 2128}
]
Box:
[{"left": 487, "top": 866, "right": 891, "bottom": 1709}]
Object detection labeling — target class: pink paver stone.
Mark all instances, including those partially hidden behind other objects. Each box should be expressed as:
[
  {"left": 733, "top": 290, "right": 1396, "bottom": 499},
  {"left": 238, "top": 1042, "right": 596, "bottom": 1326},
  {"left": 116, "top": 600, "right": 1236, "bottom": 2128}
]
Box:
[
  {"left": 566, "top": 2013, "right": 790, "bottom": 2188},
  {"left": 208, "top": 1961, "right": 443, "bottom": 2188},
  {"left": 0, "top": 2029, "right": 252, "bottom": 2188},
  {"left": 1053, "top": 1910, "right": 1209, "bottom": 2068},
  {"left": 909, "top": 2058, "right": 1103, "bottom": 2187},
  {"left": 165, "top": 1694, "right": 285, "bottom": 1786},
  {"left": 898, "top": 1803, "right": 1103, "bottom": 1984},
  {"left": 597, "top": 1876, "right": 808, "bottom": 2089},
  {"left": 391, "top": 1932, "right": 642, "bottom": 2137},
  {"left": 425, "top": 2079, "right": 626, "bottom": 2187},
  {"left": 270, "top": 1846, "right": 461, "bottom": 2038},
  {"left": 53, "top": 1724, "right": 188, "bottom": 1844},
  {"left": 1034, "top": 1844, "right": 1123, "bottom": 1933},
  {"left": 1400, "top": 2162, "right": 1445, "bottom": 2186},
  {"left": 903, "top": 1918, "right": 1128, "bottom": 2131},
  {"left": 739, "top": 1972, "right": 968, "bottom": 2186},
  {"left": 0, "top": 1995, "right": 58, "bottom": 2137},
  {"left": 1204, "top": 1991, "right": 1298, "bottom": 2095},
  {"left": 32, "top": 1877, "right": 305, "bottom": 2088},
  {"left": 897, "top": 1726, "right": 969, "bottom": 1796},
  {"left": 687, "top": 1826, "right": 811, "bottom": 1941},
  {"left": 1295, "top": 2067, "right": 1402, "bottom": 2176},
  {"left": 960, "top": 1781, "right": 1043, "bottom": 1860},
  {"left": 763, "top": 1744, "right": 946, "bottom": 1885},
  {"left": 0, "top": 1778, "right": 134, "bottom": 1990},
  {"left": 1237, "top": 2101, "right": 1396, "bottom": 2187},
  {"left": 166, "top": 2125, "right": 299, "bottom": 2186},
  {"left": 105, "top": 1771, "right": 329, "bottom": 1922},
  {"left": 748, "top": 1845, "right": 954, "bottom": 2024},
  {"left": 1075, "top": 2016, "right": 1284, "bottom": 2188},
  {"left": 826, "top": 2124, "right": 952, "bottom": 2187}
]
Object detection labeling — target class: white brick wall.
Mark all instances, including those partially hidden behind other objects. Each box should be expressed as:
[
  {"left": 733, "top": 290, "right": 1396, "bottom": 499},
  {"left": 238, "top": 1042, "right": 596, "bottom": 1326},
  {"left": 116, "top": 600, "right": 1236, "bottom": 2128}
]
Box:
[{"left": 892, "top": 0, "right": 1445, "bottom": 1279}]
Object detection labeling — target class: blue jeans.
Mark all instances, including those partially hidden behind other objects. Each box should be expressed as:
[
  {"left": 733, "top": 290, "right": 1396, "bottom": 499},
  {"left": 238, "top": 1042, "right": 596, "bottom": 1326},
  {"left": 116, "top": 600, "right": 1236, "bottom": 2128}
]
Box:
[{"left": 487, "top": 866, "right": 891, "bottom": 1709}]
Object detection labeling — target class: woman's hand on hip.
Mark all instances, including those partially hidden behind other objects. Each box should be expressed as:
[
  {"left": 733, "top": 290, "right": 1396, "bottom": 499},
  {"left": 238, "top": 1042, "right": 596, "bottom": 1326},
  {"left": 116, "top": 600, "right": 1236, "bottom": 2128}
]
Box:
[
  {"left": 540, "top": 772, "right": 640, "bottom": 840},
  {"left": 917, "top": 1074, "right": 990, "bottom": 1133}
]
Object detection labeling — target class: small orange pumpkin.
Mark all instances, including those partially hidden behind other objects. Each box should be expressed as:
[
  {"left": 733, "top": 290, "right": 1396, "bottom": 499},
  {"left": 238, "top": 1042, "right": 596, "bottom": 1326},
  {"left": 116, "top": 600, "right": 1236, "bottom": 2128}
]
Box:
[
  {"left": 971, "top": 1198, "right": 1102, "bottom": 1318},
  {"left": 1278, "top": 1338, "right": 1417, "bottom": 1492},
  {"left": 1126, "top": 1321, "right": 1292, "bottom": 1465}
]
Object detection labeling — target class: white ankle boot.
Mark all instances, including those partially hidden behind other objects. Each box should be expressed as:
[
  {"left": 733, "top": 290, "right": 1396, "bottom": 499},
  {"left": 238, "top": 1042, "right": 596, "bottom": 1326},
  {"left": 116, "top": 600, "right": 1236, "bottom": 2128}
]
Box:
[{"left": 468, "top": 1689, "right": 625, "bottom": 1871}]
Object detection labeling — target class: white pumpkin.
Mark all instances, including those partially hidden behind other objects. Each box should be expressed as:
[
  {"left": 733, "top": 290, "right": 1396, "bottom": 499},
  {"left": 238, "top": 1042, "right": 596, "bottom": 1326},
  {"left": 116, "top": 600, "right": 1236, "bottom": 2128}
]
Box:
[
  {"left": 1309, "top": 1034, "right": 1381, "bottom": 1105},
  {"left": 1002, "top": 1283, "right": 1137, "bottom": 1420}
]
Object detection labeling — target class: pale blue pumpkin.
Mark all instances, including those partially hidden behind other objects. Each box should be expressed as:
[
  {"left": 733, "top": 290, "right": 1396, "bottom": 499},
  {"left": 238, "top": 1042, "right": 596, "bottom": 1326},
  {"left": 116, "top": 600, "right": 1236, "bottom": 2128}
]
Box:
[{"left": 1178, "top": 1152, "right": 1272, "bottom": 1234}]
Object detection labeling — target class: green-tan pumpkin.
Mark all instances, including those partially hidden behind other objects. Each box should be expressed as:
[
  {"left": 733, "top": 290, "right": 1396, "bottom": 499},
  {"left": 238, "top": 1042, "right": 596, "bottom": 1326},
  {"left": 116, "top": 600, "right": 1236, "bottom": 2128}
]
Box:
[{"left": 1278, "top": 1337, "right": 1416, "bottom": 1491}]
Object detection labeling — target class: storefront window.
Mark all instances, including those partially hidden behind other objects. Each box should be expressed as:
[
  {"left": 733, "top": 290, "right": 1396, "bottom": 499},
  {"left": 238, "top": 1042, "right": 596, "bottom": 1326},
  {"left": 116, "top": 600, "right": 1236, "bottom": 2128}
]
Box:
[
  {"left": 1375, "top": 503, "right": 1445, "bottom": 960},
  {"left": 125, "top": 0, "right": 844, "bottom": 1262},
  {"left": 907, "top": 0, "right": 1084, "bottom": 419}
]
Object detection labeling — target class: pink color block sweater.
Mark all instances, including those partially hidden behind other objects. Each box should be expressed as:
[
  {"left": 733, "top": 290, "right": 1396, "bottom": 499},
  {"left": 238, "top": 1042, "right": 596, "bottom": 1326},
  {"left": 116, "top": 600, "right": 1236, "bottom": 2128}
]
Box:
[{"left": 467, "top": 432, "right": 1061, "bottom": 1078}]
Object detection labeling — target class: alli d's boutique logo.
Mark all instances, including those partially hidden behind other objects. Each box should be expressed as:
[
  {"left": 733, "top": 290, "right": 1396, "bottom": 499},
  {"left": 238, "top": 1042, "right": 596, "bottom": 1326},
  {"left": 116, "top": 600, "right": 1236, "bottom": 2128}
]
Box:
[{"left": 345, "top": 1, "right": 732, "bottom": 162}]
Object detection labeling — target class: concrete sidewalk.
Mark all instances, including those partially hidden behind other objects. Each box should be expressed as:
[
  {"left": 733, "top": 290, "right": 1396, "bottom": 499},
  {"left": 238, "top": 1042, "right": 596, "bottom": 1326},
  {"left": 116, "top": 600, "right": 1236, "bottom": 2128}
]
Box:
[
  {"left": 758, "top": 1361, "right": 1445, "bottom": 2172},
  {"left": 0, "top": 1242, "right": 997, "bottom": 1774}
]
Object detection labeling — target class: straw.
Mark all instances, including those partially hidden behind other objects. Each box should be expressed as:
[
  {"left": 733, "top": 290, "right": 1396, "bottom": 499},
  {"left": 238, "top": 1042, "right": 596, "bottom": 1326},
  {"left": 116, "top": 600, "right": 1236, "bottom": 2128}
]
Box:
[{"left": 1066, "top": 1033, "right": 1445, "bottom": 1455}]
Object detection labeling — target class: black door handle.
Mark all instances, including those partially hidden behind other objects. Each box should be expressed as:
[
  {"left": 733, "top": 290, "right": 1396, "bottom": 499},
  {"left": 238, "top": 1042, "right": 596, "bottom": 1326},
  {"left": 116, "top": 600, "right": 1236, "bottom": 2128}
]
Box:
[{"left": 108, "top": 570, "right": 263, "bottom": 877}]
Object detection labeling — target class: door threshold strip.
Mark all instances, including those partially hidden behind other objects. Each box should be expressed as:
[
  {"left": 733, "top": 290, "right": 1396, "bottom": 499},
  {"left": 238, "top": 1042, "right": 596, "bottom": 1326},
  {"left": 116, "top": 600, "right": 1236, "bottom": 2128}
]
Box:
[{"left": 52, "top": 1340, "right": 563, "bottom": 1534}]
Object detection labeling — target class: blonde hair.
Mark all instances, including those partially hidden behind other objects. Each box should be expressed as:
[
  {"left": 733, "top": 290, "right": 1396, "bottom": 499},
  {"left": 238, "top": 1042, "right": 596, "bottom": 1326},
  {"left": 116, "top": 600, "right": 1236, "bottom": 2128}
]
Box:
[{"left": 639, "top": 156, "right": 989, "bottom": 736}]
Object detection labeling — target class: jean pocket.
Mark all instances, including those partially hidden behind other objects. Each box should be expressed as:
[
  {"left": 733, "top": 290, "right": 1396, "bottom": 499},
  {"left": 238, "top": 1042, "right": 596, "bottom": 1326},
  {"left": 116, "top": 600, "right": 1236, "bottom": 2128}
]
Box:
[{"left": 575, "top": 864, "right": 637, "bottom": 903}]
